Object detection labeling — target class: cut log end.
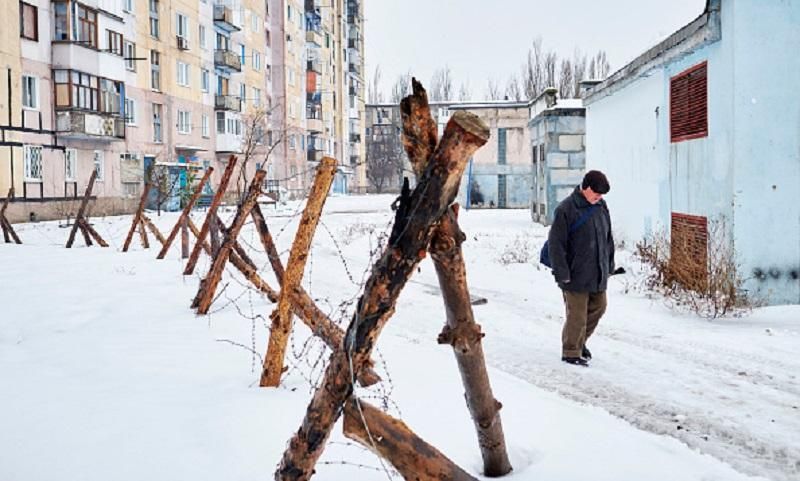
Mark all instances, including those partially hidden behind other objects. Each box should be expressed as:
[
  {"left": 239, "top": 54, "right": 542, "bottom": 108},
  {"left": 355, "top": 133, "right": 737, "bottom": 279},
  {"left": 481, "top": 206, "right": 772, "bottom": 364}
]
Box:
[{"left": 450, "top": 111, "right": 491, "bottom": 142}]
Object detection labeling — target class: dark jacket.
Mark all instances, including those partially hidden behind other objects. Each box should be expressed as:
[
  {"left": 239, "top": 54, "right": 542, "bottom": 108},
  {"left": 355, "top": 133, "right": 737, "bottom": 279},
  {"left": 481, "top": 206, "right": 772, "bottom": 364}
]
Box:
[{"left": 548, "top": 186, "right": 615, "bottom": 293}]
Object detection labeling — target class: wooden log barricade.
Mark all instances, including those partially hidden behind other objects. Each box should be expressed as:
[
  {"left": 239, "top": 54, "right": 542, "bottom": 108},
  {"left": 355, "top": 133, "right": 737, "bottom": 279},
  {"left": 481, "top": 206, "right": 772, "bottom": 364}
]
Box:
[
  {"left": 156, "top": 167, "right": 214, "bottom": 259},
  {"left": 184, "top": 155, "right": 238, "bottom": 275},
  {"left": 1, "top": 188, "right": 22, "bottom": 244},
  {"left": 66, "top": 170, "right": 108, "bottom": 248},
  {"left": 260, "top": 157, "right": 337, "bottom": 387},
  {"left": 402, "top": 79, "right": 512, "bottom": 476},
  {"left": 276, "top": 105, "right": 490, "bottom": 480},
  {"left": 122, "top": 183, "right": 153, "bottom": 251},
  {"left": 194, "top": 169, "right": 266, "bottom": 314}
]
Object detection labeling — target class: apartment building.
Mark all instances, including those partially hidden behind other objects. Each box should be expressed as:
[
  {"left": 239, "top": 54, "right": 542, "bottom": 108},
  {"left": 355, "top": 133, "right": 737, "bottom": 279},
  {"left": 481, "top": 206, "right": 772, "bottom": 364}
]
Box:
[{"left": 268, "top": 0, "right": 365, "bottom": 198}]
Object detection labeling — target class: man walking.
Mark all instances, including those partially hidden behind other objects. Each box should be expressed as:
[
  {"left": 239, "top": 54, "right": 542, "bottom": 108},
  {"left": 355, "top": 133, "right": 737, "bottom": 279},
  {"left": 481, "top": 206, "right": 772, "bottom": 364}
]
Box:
[{"left": 548, "top": 170, "right": 615, "bottom": 366}]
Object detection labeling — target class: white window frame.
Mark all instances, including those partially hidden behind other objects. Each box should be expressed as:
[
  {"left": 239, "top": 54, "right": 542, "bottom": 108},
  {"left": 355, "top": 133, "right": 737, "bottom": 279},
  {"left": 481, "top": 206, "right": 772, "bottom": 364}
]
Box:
[
  {"left": 251, "top": 12, "right": 259, "bottom": 32},
  {"left": 199, "top": 24, "right": 206, "bottom": 49},
  {"left": 177, "top": 61, "right": 189, "bottom": 87},
  {"left": 288, "top": 68, "right": 294, "bottom": 86},
  {"left": 65, "top": 148, "right": 77, "bottom": 182},
  {"left": 23, "top": 145, "right": 43, "bottom": 181},
  {"left": 125, "top": 98, "right": 137, "bottom": 125},
  {"left": 176, "top": 12, "right": 189, "bottom": 40},
  {"left": 123, "top": 0, "right": 134, "bottom": 13},
  {"left": 201, "top": 68, "right": 209, "bottom": 92},
  {"left": 124, "top": 41, "right": 136, "bottom": 71},
  {"left": 252, "top": 87, "right": 261, "bottom": 107},
  {"left": 201, "top": 114, "right": 209, "bottom": 138},
  {"left": 178, "top": 110, "right": 191, "bottom": 134},
  {"left": 22, "top": 75, "right": 39, "bottom": 110},
  {"left": 93, "top": 150, "right": 104, "bottom": 181},
  {"left": 252, "top": 51, "right": 261, "bottom": 71}
]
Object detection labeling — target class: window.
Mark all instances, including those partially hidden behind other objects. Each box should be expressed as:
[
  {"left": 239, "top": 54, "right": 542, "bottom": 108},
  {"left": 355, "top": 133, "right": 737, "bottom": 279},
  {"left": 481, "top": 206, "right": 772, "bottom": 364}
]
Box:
[
  {"left": 152, "top": 103, "right": 162, "bottom": 142},
  {"left": 497, "top": 128, "right": 507, "bottom": 165},
  {"left": 124, "top": 41, "right": 136, "bottom": 71},
  {"left": 76, "top": 4, "right": 98, "bottom": 48},
  {"left": 149, "top": 0, "right": 159, "bottom": 38},
  {"left": 201, "top": 69, "right": 210, "bottom": 92},
  {"left": 252, "top": 87, "right": 261, "bottom": 107},
  {"left": 251, "top": 13, "right": 259, "bottom": 32},
  {"left": 23, "top": 145, "right": 43, "bottom": 181},
  {"left": 125, "top": 98, "right": 136, "bottom": 125},
  {"left": 239, "top": 83, "right": 246, "bottom": 104},
  {"left": 176, "top": 13, "right": 189, "bottom": 41},
  {"left": 216, "top": 111, "right": 225, "bottom": 134},
  {"left": 670, "top": 61, "right": 708, "bottom": 142},
  {"left": 65, "top": 148, "right": 77, "bottom": 181},
  {"left": 150, "top": 50, "right": 160, "bottom": 90},
  {"left": 201, "top": 114, "right": 209, "bottom": 138},
  {"left": 53, "top": 70, "right": 123, "bottom": 113},
  {"left": 178, "top": 110, "right": 191, "bottom": 134},
  {"left": 289, "top": 134, "right": 295, "bottom": 149},
  {"left": 54, "top": 2, "right": 68, "bottom": 40},
  {"left": 252, "top": 51, "right": 261, "bottom": 71},
  {"left": 99, "top": 79, "right": 121, "bottom": 114},
  {"left": 287, "top": 5, "right": 291, "bottom": 21},
  {"left": 106, "top": 30, "right": 123, "bottom": 56},
  {"left": 20, "top": 1, "right": 38, "bottom": 41},
  {"left": 93, "top": 150, "right": 104, "bottom": 181},
  {"left": 199, "top": 25, "right": 206, "bottom": 49},
  {"left": 288, "top": 68, "right": 294, "bottom": 86},
  {"left": 123, "top": 0, "right": 134, "bottom": 13},
  {"left": 177, "top": 61, "right": 189, "bottom": 86},
  {"left": 239, "top": 44, "right": 246, "bottom": 66},
  {"left": 22, "top": 75, "right": 38, "bottom": 109}
]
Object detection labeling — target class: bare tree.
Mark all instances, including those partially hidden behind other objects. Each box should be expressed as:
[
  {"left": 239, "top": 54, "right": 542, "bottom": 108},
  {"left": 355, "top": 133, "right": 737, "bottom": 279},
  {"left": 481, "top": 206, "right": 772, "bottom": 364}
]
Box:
[
  {"left": 148, "top": 162, "right": 180, "bottom": 216},
  {"left": 485, "top": 78, "right": 502, "bottom": 100},
  {"left": 521, "top": 37, "right": 545, "bottom": 100},
  {"left": 571, "top": 49, "right": 588, "bottom": 98},
  {"left": 368, "top": 64, "right": 383, "bottom": 104},
  {"left": 457, "top": 81, "right": 472, "bottom": 101},
  {"left": 558, "top": 58, "right": 574, "bottom": 98},
  {"left": 391, "top": 71, "right": 412, "bottom": 104},
  {"left": 429, "top": 66, "right": 454, "bottom": 102},
  {"left": 544, "top": 51, "right": 558, "bottom": 90},
  {"left": 505, "top": 74, "right": 523, "bottom": 101},
  {"left": 365, "top": 123, "right": 405, "bottom": 193}
]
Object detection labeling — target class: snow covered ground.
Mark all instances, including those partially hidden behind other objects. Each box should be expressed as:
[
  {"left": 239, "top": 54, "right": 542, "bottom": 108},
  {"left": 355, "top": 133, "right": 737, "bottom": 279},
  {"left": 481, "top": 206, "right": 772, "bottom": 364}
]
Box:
[{"left": 1, "top": 194, "right": 797, "bottom": 481}]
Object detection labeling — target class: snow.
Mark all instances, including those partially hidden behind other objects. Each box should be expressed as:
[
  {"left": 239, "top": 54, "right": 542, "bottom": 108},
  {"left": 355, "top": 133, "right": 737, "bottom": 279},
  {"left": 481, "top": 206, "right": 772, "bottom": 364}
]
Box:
[{"left": 1, "top": 195, "right": 797, "bottom": 481}]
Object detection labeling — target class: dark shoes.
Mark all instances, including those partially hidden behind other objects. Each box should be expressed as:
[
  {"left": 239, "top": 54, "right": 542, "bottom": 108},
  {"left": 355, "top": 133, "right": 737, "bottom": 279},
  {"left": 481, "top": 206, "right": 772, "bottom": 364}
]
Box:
[
  {"left": 581, "top": 345, "right": 592, "bottom": 360},
  {"left": 561, "top": 356, "right": 589, "bottom": 366}
]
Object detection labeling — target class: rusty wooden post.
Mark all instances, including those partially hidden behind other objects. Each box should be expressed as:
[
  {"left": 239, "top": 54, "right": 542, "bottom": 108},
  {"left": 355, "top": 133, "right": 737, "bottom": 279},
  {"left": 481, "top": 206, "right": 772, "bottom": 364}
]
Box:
[
  {"left": 276, "top": 110, "right": 489, "bottom": 480},
  {"left": 142, "top": 215, "right": 166, "bottom": 246},
  {"left": 403, "top": 79, "right": 512, "bottom": 476},
  {"left": 260, "top": 157, "right": 337, "bottom": 387},
  {"left": 155, "top": 168, "right": 214, "bottom": 259},
  {"left": 137, "top": 221, "right": 150, "bottom": 249},
  {"left": 195, "top": 170, "right": 266, "bottom": 315},
  {"left": 66, "top": 170, "right": 97, "bottom": 248},
  {"left": 80, "top": 219, "right": 109, "bottom": 247},
  {"left": 184, "top": 156, "right": 238, "bottom": 274},
  {"left": 122, "top": 182, "right": 152, "bottom": 252},
  {"left": 181, "top": 217, "right": 189, "bottom": 258},
  {"left": 343, "top": 398, "right": 479, "bottom": 481},
  {"left": 1, "top": 188, "right": 22, "bottom": 244}
]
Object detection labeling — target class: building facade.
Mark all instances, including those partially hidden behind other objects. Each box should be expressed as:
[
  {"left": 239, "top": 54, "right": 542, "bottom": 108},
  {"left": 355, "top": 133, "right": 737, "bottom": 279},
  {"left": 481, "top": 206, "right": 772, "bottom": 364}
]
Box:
[
  {"left": 583, "top": 0, "right": 800, "bottom": 305},
  {"left": 2, "top": 0, "right": 363, "bottom": 221}
]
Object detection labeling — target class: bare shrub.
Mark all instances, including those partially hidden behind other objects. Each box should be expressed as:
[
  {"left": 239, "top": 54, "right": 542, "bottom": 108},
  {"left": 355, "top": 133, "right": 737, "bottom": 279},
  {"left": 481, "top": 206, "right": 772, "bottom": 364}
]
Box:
[
  {"left": 634, "top": 217, "right": 754, "bottom": 318},
  {"left": 498, "top": 234, "right": 536, "bottom": 265},
  {"left": 339, "top": 222, "right": 379, "bottom": 245}
]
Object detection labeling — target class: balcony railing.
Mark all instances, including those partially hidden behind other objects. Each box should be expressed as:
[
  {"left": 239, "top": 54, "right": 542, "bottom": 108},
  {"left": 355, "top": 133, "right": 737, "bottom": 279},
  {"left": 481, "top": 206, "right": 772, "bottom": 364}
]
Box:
[
  {"left": 306, "top": 117, "right": 323, "bottom": 133},
  {"left": 55, "top": 111, "right": 125, "bottom": 140},
  {"left": 215, "top": 95, "right": 241, "bottom": 112},
  {"left": 306, "top": 29, "right": 323, "bottom": 46},
  {"left": 214, "top": 49, "right": 242, "bottom": 72},
  {"left": 213, "top": 5, "right": 241, "bottom": 32},
  {"left": 307, "top": 60, "right": 322, "bottom": 74}
]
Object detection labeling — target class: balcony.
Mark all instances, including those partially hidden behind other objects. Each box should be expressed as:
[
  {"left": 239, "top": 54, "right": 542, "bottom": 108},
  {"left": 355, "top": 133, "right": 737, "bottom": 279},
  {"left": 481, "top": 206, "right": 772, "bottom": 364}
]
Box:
[
  {"left": 348, "top": 63, "right": 361, "bottom": 76},
  {"left": 215, "top": 95, "right": 241, "bottom": 112},
  {"left": 349, "top": 133, "right": 361, "bottom": 143},
  {"left": 347, "top": 15, "right": 361, "bottom": 25},
  {"left": 348, "top": 37, "right": 360, "bottom": 49},
  {"left": 307, "top": 60, "right": 322, "bottom": 74},
  {"left": 55, "top": 111, "right": 125, "bottom": 140},
  {"left": 214, "top": 5, "right": 241, "bottom": 32},
  {"left": 307, "top": 92, "right": 322, "bottom": 106},
  {"left": 214, "top": 49, "right": 241, "bottom": 72},
  {"left": 306, "top": 29, "right": 323, "bottom": 46},
  {"left": 307, "top": 150, "right": 323, "bottom": 162},
  {"left": 306, "top": 117, "right": 323, "bottom": 133}
]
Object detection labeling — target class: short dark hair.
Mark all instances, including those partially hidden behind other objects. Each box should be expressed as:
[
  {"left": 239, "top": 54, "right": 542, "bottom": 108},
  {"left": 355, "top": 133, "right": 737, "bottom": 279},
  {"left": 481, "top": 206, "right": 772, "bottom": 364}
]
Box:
[{"left": 582, "top": 170, "right": 610, "bottom": 194}]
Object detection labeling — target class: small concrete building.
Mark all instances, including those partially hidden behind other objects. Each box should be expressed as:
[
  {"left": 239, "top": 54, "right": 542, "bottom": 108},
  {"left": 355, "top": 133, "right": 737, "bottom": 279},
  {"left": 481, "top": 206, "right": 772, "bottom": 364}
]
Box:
[
  {"left": 528, "top": 88, "right": 587, "bottom": 225},
  {"left": 583, "top": 0, "right": 800, "bottom": 305}
]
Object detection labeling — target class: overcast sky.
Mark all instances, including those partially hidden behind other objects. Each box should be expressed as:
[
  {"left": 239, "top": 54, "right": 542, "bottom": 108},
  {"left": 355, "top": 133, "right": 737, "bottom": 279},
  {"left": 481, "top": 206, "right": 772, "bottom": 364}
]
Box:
[{"left": 364, "top": 0, "right": 707, "bottom": 100}]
